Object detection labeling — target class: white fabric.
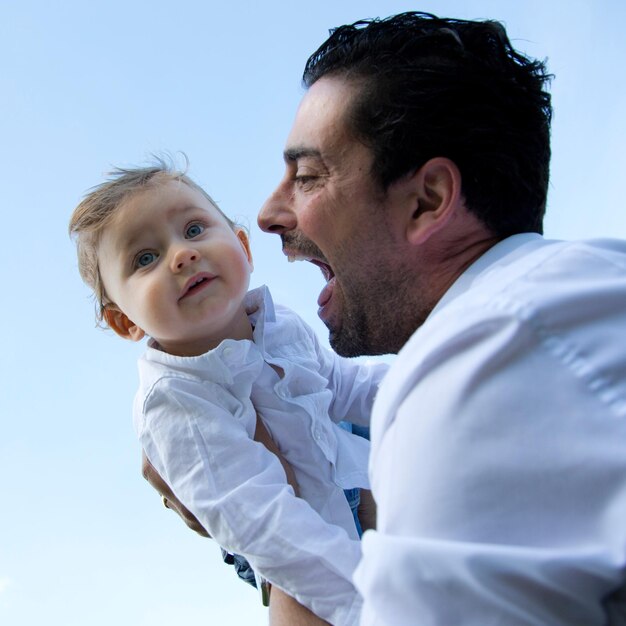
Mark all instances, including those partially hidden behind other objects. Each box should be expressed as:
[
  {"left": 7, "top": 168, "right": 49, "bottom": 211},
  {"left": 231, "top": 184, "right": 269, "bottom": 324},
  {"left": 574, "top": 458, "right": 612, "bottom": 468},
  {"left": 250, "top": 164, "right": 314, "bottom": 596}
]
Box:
[
  {"left": 134, "top": 285, "right": 388, "bottom": 626},
  {"left": 355, "top": 234, "right": 626, "bottom": 625}
]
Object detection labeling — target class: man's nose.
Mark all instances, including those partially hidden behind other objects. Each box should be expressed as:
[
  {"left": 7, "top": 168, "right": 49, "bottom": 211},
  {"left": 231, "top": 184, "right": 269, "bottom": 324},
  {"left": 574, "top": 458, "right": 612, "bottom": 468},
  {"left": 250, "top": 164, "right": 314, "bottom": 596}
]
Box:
[
  {"left": 171, "top": 247, "right": 199, "bottom": 272},
  {"left": 257, "top": 183, "right": 297, "bottom": 234}
]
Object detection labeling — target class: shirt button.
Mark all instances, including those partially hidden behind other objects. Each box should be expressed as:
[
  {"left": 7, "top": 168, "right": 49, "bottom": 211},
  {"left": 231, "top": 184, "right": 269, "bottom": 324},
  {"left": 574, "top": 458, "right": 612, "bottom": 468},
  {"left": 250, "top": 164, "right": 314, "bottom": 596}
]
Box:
[{"left": 223, "top": 347, "right": 232, "bottom": 357}]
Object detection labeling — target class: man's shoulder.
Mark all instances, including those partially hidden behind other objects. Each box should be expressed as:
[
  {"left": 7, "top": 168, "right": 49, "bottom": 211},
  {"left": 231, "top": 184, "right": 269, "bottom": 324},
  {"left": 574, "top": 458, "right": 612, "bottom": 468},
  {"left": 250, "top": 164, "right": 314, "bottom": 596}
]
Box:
[
  {"left": 381, "top": 236, "right": 626, "bottom": 410},
  {"left": 504, "top": 237, "right": 626, "bottom": 279},
  {"left": 438, "top": 236, "right": 626, "bottom": 320},
  {"left": 481, "top": 237, "right": 626, "bottom": 314}
]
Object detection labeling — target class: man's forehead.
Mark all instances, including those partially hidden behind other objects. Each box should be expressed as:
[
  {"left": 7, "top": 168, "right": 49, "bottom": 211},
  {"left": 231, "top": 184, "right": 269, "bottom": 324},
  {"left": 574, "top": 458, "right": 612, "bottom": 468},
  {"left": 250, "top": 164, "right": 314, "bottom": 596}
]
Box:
[{"left": 286, "top": 77, "right": 356, "bottom": 147}]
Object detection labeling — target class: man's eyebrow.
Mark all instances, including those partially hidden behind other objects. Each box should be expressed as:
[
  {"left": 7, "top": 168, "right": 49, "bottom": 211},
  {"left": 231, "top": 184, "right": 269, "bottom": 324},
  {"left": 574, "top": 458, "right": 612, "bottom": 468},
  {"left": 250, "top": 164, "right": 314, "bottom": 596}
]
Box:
[{"left": 283, "top": 147, "right": 322, "bottom": 162}]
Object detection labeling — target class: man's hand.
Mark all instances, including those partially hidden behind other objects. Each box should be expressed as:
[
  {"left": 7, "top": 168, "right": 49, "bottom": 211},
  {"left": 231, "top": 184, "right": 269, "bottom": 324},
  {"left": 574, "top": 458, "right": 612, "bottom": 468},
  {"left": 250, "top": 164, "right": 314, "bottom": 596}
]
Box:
[
  {"left": 269, "top": 587, "right": 331, "bottom": 626},
  {"left": 141, "top": 450, "right": 210, "bottom": 538},
  {"left": 358, "top": 488, "right": 377, "bottom": 532}
]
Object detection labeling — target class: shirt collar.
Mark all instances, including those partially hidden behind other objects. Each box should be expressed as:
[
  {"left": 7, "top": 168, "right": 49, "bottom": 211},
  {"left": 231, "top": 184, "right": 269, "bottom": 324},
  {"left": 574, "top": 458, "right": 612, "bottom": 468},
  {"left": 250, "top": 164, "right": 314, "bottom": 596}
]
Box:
[
  {"left": 245, "top": 285, "right": 275, "bottom": 351},
  {"left": 430, "top": 233, "right": 545, "bottom": 318}
]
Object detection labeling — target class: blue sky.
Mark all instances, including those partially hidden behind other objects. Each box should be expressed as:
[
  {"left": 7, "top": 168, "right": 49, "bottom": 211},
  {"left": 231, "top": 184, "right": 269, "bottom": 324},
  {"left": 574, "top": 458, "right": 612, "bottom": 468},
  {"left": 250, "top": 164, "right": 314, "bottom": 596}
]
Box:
[{"left": 1, "top": 1, "right": 625, "bottom": 624}]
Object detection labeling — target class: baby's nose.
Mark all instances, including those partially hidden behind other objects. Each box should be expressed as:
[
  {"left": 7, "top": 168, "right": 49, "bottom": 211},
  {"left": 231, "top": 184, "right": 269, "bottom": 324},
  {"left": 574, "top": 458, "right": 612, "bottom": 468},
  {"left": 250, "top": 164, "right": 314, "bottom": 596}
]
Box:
[{"left": 172, "top": 248, "right": 199, "bottom": 271}]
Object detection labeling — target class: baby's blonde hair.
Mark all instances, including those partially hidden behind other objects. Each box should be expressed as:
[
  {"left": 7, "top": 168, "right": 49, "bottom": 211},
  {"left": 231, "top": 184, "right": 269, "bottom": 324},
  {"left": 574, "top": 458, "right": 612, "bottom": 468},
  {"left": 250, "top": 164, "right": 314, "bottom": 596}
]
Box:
[{"left": 69, "top": 156, "right": 235, "bottom": 323}]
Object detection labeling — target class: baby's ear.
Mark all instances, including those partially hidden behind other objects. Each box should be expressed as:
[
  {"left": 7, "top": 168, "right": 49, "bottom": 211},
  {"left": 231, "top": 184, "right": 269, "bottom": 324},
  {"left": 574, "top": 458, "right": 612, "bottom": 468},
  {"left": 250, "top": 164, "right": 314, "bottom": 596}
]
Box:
[
  {"left": 236, "top": 229, "right": 254, "bottom": 270},
  {"left": 103, "top": 305, "right": 145, "bottom": 342}
]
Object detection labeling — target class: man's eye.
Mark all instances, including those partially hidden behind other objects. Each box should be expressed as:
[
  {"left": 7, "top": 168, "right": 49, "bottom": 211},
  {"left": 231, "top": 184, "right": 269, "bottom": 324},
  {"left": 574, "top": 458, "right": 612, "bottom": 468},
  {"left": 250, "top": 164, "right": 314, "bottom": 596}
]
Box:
[
  {"left": 295, "top": 175, "right": 317, "bottom": 189},
  {"left": 135, "top": 251, "right": 158, "bottom": 268},
  {"left": 186, "top": 223, "right": 205, "bottom": 238}
]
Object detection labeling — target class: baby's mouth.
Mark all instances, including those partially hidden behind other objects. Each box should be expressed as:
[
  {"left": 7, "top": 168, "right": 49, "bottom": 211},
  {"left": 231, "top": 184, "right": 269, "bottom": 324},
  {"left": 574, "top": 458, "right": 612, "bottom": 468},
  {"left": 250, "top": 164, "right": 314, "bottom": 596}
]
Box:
[{"left": 179, "top": 273, "right": 215, "bottom": 300}]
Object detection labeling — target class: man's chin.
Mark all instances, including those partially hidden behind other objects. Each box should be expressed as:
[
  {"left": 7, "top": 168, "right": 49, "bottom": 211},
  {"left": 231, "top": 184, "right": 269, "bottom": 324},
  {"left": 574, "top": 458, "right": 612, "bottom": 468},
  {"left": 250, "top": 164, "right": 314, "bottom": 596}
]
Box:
[
  {"left": 329, "top": 335, "right": 351, "bottom": 357},
  {"left": 329, "top": 326, "right": 367, "bottom": 358},
  {"left": 326, "top": 303, "right": 379, "bottom": 357},
  {"left": 329, "top": 319, "right": 399, "bottom": 357}
]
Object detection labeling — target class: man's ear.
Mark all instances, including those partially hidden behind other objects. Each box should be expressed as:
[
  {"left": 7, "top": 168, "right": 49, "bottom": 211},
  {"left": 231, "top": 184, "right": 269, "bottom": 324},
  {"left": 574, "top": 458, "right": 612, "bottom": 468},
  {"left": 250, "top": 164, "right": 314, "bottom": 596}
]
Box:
[
  {"left": 103, "top": 304, "right": 145, "bottom": 342},
  {"left": 405, "top": 157, "right": 462, "bottom": 246},
  {"left": 236, "top": 229, "right": 254, "bottom": 271}
]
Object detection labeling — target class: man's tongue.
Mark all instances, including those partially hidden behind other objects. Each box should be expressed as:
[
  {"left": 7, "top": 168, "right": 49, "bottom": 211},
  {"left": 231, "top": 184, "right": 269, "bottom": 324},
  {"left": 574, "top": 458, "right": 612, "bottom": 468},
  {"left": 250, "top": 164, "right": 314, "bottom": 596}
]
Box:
[{"left": 317, "top": 276, "right": 336, "bottom": 307}]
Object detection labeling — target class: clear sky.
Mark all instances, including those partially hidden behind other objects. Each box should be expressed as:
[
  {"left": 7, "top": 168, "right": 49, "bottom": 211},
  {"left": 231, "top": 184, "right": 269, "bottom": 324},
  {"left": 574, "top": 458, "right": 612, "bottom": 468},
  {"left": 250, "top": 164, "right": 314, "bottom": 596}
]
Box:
[{"left": 1, "top": 1, "right": 625, "bottom": 624}]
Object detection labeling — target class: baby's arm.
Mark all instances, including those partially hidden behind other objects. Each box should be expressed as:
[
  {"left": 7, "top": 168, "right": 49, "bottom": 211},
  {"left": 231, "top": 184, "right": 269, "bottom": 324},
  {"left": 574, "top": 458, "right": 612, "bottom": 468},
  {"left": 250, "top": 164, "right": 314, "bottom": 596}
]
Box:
[
  {"left": 141, "top": 450, "right": 210, "bottom": 537},
  {"left": 142, "top": 426, "right": 329, "bottom": 624},
  {"left": 141, "top": 415, "right": 299, "bottom": 534},
  {"left": 139, "top": 377, "right": 362, "bottom": 626}
]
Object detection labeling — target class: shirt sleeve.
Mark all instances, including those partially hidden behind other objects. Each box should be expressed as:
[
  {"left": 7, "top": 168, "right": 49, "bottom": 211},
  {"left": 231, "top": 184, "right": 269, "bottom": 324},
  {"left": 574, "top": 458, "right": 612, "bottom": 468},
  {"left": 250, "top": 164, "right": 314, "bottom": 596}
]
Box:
[
  {"left": 138, "top": 375, "right": 362, "bottom": 626},
  {"left": 356, "top": 300, "right": 626, "bottom": 625},
  {"left": 303, "top": 322, "right": 390, "bottom": 427}
]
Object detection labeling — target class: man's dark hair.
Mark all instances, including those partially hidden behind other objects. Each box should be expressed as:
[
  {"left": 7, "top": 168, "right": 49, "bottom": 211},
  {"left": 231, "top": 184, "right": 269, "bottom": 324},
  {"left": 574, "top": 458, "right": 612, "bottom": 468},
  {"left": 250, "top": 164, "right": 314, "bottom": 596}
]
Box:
[{"left": 303, "top": 12, "right": 553, "bottom": 236}]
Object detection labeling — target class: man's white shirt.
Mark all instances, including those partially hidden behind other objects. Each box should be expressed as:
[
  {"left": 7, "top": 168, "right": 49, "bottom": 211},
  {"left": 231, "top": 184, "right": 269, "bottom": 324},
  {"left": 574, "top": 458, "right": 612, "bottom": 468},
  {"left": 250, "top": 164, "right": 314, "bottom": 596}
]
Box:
[{"left": 356, "top": 234, "right": 626, "bottom": 625}]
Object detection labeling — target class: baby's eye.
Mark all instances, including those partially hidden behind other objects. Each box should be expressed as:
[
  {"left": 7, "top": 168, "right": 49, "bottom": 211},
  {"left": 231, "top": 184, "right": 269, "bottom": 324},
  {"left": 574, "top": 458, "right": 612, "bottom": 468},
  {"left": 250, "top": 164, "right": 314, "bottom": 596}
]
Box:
[
  {"left": 135, "top": 251, "right": 158, "bottom": 268},
  {"left": 185, "top": 223, "right": 205, "bottom": 239}
]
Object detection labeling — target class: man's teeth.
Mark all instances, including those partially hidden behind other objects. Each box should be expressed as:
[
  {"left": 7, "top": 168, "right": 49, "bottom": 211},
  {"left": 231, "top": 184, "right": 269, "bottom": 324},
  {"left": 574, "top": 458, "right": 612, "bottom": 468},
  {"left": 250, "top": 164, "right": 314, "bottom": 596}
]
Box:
[
  {"left": 287, "top": 254, "right": 312, "bottom": 263},
  {"left": 285, "top": 254, "right": 334, "bottom": 282}
]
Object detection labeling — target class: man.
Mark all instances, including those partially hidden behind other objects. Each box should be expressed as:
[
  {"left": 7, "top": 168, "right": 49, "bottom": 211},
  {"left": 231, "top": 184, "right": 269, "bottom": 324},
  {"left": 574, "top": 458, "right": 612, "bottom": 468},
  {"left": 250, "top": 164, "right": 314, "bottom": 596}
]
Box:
[{"left": 258, "top": 11, "right": 626, "bottom": 625}]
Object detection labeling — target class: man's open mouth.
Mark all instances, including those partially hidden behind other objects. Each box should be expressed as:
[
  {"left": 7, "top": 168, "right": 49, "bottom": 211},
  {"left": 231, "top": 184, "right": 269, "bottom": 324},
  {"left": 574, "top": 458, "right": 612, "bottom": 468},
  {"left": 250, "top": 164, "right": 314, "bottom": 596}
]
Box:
[
  {"left": 286, "top": 253, "right": 335, "bottom": 283},
  {"left": 285, "top": 252, "right": 336, "bottom": 312},
  {"left": 309, "top": 259, "right": 335, "bottom": 283}
]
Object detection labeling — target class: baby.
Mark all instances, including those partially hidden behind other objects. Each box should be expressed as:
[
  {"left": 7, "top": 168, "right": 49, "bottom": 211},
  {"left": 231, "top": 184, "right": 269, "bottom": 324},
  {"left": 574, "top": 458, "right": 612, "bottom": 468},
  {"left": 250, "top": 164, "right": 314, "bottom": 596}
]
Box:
[{"left": 69, "top": 160, "right": 387, "bottom": 625}]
